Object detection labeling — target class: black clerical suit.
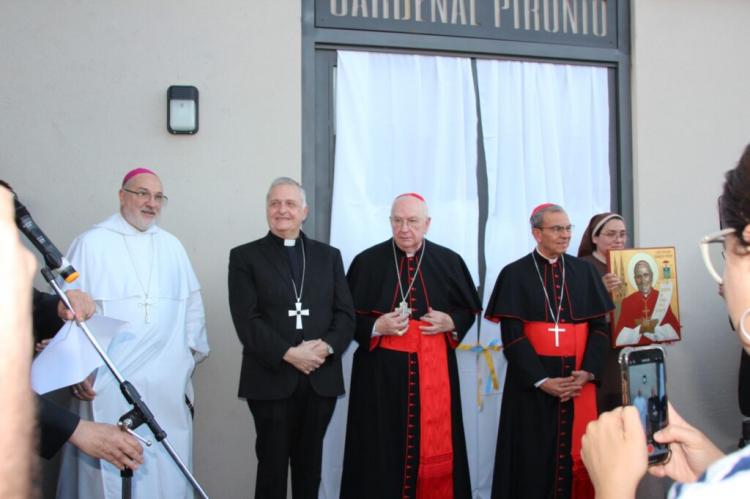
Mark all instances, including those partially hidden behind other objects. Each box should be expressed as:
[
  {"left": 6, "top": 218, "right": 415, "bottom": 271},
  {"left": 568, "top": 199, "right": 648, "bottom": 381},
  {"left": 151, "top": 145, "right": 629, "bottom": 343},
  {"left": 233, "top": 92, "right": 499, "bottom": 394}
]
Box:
[
  {"left": 32, "top": 288, "right": 81, "bottom": 458},
  {"left": 228, "top": 231, "right": 354, "bottom": 499}
]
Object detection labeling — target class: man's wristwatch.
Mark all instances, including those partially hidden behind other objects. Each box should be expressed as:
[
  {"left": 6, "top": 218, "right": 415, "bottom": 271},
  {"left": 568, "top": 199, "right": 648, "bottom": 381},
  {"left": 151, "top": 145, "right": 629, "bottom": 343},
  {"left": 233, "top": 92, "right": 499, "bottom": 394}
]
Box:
[
  {"left": 588, "top": 372, "right": 595, "bottom": 382},
  {"left": 327, "top": 343, "right": 334, "bottom": 355}
]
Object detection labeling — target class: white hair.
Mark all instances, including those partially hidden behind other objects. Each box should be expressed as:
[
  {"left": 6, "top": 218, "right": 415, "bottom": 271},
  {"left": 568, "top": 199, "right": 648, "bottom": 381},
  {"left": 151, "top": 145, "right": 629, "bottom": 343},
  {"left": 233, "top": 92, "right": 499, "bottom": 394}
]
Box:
[
  {"left": 391, "top": 194, "right": 429, "bottom": 218},
  {"left": 267, "top": 177, "right": 307, "bottom": 208}
]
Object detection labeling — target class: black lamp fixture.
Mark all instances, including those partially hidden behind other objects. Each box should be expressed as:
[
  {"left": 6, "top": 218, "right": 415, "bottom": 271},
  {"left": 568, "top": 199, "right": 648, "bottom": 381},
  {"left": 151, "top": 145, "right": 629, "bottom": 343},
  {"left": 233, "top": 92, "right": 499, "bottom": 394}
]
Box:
[{"left": 167, "top": 85, "right": 199, "bottom": 134}]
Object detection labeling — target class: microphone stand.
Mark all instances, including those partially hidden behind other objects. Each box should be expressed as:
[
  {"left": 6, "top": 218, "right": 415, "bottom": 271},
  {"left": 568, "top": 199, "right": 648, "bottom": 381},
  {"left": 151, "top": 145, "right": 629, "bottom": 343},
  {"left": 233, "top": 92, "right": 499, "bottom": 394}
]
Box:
[{"left": 42, "top": 267, "right": 210, "bottom": 499}]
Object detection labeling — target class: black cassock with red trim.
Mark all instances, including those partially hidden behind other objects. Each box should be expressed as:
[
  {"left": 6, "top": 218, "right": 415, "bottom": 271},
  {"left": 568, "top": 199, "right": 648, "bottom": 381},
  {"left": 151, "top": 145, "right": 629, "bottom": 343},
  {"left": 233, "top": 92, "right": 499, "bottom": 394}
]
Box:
[
  {"left": 485, "top": 250, "right": 613, "bottom": 499},
  {"left": 341, "top": 238, "right": 481, "bottom": 499}
]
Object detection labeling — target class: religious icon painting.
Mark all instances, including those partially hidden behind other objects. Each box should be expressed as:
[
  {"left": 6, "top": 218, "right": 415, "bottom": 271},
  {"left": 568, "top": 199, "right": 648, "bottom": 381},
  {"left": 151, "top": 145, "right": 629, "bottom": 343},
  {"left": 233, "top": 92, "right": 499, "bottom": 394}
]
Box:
[{"left": 607, "top": 247, "right": 682, "bottom": 348}]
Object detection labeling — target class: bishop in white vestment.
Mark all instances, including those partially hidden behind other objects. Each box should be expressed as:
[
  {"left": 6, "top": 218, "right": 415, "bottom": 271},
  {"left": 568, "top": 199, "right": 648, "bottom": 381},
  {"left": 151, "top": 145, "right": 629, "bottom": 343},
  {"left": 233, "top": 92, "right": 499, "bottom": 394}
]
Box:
[{"left": 57, "top": 168, "right": 209, "bottom": 499}]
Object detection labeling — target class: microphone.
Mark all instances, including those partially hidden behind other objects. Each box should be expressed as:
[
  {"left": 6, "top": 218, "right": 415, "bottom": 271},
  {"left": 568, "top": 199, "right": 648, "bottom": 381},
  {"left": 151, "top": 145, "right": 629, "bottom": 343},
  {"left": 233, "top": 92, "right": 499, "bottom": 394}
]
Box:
[{"left": 13, "top": 195, "right": 79, "bottom": 283}]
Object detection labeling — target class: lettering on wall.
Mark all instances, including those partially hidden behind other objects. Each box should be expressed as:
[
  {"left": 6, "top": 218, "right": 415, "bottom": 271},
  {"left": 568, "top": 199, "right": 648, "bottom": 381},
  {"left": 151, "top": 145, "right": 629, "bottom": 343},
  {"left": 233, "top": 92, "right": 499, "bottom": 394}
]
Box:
[{"left": 319, "top": 0, "right": 617, "bottom": 48}]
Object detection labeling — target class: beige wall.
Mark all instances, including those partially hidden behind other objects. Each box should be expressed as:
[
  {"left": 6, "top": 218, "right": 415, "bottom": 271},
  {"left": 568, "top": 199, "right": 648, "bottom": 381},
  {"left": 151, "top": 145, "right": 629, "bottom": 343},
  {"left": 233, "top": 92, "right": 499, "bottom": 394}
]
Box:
[
  {"left": 631, "top": 0, "right": 750, "bottom": 454},
  {"left": 0, "top": 1, "right": 301, "bottom": 496}
]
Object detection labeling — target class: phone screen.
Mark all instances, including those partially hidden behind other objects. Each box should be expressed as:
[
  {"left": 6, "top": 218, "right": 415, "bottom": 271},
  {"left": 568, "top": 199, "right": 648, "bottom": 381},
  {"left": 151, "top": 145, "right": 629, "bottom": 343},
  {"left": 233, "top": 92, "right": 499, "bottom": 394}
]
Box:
[{"left": 621, "top": 346, "right": 670, "bottom": 464}]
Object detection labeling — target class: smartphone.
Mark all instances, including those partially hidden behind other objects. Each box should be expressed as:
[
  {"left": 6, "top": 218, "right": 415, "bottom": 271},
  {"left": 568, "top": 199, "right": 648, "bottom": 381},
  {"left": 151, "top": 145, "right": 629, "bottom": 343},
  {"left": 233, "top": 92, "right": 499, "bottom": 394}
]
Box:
[{"left": 619, "top": 345, "right": 670, "bottom": 465}]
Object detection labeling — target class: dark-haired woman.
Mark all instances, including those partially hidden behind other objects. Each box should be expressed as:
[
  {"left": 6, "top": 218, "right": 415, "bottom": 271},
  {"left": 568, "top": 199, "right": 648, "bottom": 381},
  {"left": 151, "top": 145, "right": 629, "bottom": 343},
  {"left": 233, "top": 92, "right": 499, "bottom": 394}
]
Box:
[{"left": 578, "top": 212, "right": 628, "bottom": 412}]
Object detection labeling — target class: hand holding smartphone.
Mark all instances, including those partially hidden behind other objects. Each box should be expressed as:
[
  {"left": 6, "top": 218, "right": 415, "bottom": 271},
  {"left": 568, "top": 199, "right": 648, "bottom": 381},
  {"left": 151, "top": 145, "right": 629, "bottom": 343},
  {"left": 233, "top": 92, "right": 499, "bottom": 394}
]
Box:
[{"left": 619, "top": 346, "right": 671, "bottom": 465}]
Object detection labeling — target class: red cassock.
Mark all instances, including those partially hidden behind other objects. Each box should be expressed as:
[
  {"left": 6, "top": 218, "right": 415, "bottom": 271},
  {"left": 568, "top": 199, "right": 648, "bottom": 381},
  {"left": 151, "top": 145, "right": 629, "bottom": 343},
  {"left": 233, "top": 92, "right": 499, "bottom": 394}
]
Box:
[{"left": 614, "top": 289, "right": 681, "bottom": 346}]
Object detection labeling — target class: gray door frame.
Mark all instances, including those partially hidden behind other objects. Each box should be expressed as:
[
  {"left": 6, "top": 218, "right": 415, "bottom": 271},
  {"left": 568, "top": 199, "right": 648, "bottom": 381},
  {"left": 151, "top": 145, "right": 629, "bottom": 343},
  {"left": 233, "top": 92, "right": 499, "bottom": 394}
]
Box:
[{"left": 301, "top": 0, "right": 632, "bottom": 242}]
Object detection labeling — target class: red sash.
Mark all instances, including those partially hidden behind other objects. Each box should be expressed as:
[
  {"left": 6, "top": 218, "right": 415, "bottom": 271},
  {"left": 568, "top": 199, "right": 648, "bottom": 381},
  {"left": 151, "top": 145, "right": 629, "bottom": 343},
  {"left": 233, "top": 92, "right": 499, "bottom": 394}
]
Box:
[
  {"left": 376, "top": 320, "right": 454, "bottom": 499},
  {"left": 524, "top": 321, "right": 597, "bottom": 499}
]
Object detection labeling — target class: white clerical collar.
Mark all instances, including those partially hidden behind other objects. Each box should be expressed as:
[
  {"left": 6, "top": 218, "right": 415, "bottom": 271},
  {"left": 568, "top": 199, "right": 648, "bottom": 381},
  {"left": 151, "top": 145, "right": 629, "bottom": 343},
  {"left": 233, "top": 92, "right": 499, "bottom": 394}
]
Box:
[
  {"left": 284, "top": 239, "right": 296, "bottom": 247},
  {"left": 394, "top": 240, "right": 425, "bottom": 259},
  {"left": 535, "top": 247, "right": 559, "bottom": 264}
]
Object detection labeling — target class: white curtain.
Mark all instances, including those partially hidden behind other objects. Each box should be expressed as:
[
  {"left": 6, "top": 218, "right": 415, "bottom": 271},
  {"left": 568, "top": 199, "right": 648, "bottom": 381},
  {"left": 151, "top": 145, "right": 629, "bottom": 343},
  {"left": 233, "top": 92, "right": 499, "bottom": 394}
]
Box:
[
  {"left": 322, "top": 50, "right": 479, "bottom": 499},
  {"left": 323, "top": 52, "right": 610, "bottom": 499},
  {"left": 473, "top": 59, "right": 610, "bottom": 497},
  {"left": 477, "top": 59, "right": 610, "bottom": 280},
  {"left": 329, "top": 50, "right": 479, "bottom": 275}
]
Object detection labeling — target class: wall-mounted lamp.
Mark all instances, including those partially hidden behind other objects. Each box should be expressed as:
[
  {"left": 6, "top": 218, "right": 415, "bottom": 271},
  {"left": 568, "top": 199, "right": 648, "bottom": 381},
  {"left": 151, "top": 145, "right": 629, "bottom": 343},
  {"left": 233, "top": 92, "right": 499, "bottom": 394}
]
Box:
[{"left": 167, "top": 85, "right": 199, "bottom": 134}]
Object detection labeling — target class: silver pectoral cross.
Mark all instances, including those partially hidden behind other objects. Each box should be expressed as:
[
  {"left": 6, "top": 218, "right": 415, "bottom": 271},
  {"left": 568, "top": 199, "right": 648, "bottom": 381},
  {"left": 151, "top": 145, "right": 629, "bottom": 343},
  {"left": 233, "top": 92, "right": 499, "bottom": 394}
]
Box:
[
  {"left": 139, "top": 296, "right": 156, "bottom": 324},
  {"left": 289, "top": 300, "right": 310, "bottom": 330},
  {"left": 547, "top": 323, "right": 566, "bottom": 348},
  {"left": 397, "top": 300, "right": 411, "bottom": 318}
]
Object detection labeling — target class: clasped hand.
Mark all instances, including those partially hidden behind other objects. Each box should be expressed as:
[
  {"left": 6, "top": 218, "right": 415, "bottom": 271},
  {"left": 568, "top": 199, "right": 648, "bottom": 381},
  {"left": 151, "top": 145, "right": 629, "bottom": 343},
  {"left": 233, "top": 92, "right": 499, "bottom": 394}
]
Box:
[
  {"left": 374, "top": 307, "right": 455, "bottom": 336},
  {"left": 419, "top": 308, "right": 455, "bottom": 335},
  {"left": 284, "top": 339, "right": 330, "bottom": 374},
  {"left": 374, "top": 311, "right": 409, "bottom": 335},
  {"left": 540, "top": 370, "right": 590, "bottom": 402}
]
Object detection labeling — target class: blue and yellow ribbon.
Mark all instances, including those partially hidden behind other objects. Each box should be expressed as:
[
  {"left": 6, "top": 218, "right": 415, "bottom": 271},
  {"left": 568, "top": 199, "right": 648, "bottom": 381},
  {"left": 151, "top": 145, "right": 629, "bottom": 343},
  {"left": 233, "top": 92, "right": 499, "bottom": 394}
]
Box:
[{"left": 457, "top": 338, "right": 503, "bottom": 408}]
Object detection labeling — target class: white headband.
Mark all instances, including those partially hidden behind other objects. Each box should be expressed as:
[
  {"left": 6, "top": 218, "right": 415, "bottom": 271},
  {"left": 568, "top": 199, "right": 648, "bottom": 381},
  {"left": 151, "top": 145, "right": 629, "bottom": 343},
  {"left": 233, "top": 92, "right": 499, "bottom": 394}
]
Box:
[{"left": 592, "top": 214, "right": 624, "bottom": 238}]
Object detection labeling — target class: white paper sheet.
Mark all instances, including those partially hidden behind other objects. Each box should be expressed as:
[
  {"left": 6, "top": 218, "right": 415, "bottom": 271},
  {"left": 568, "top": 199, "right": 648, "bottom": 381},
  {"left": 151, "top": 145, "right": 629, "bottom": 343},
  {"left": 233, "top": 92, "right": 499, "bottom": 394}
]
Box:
[{"left": 31, "top": 315, "right": 128, "bottom": 394}]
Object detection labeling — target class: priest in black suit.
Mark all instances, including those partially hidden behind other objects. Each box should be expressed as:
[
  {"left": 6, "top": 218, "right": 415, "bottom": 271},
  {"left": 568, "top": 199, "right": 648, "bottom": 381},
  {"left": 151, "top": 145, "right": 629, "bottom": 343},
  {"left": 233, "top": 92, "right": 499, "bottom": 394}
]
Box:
[
  {"left": 485, "top": 203, "right": 613, "bottom": 499},
  {"left": 341, "top": 193, "right": 481, "bottom": 499},
  {"left": 228, "top": 177, "right": 354, "bottom": 499}
]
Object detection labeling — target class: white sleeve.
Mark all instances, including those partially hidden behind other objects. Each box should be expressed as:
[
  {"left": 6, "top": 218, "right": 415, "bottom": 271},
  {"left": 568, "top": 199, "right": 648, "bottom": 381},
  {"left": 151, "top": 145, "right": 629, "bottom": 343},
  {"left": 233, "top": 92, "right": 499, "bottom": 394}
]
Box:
[
  {"left": 668, "top": 448, "right": 750, "bottom": 499},
  {"left": 186, "top": 289, "right": 209, "bottom": 363},
  {"left": 534, "top": 377, "right": 549, "bottom": 388}
]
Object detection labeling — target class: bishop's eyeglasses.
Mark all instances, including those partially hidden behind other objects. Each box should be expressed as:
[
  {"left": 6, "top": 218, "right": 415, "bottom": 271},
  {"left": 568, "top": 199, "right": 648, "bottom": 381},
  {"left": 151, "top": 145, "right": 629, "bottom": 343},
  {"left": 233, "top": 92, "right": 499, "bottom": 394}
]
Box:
[
  {"left": 122, "top": 188, "right": 169, "bottom": 206},
  {"left": 540, "top": 225, "right": 574, "bottom": 235}
]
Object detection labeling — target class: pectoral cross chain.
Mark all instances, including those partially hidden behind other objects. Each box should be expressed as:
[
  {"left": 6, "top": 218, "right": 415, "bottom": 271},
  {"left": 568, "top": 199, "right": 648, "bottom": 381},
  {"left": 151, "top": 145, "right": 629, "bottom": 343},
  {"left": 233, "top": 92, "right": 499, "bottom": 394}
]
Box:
[{"left": 289, "top": 300, "right": 310, "bottom": 330}]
